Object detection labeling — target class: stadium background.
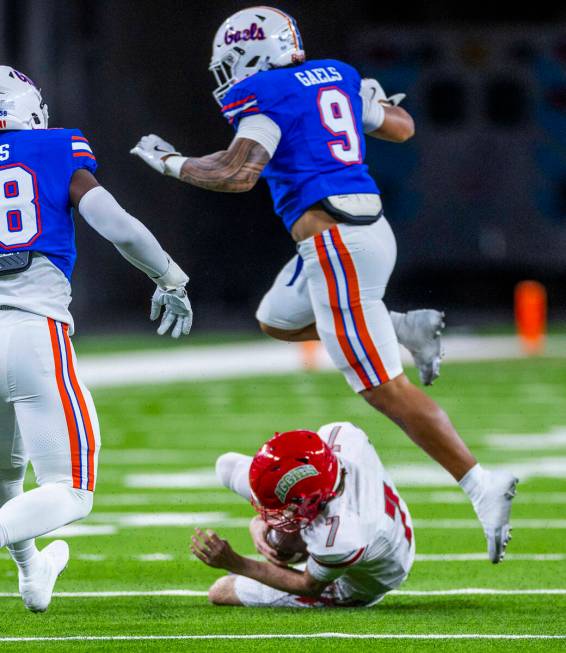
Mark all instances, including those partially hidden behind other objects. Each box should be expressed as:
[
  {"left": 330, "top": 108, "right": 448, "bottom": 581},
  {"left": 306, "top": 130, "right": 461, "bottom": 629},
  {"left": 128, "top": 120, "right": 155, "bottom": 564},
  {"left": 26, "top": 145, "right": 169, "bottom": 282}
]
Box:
[
  {"left": 0, "top": 2, "right": 565, "bottom": 648},
  {"left": 1, "top": 0, "right": 564, "bottom": 334}
]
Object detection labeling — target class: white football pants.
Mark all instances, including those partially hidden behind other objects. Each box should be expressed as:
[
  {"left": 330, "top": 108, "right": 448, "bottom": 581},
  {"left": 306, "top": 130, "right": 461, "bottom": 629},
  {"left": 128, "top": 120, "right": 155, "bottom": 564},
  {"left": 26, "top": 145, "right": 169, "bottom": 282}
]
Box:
[
  {"left": 257, "top": 218, "right": 403, "bottom": 392},
  {"left": 0, "top": 310, "right": 99, "bottom": 549}
]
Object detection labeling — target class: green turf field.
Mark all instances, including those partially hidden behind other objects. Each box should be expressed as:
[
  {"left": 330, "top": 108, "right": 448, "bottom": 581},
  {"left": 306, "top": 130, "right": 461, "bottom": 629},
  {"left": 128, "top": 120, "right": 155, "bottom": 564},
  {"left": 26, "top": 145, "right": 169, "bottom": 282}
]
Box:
[{"left": 0, "top": 357, "right": 565, "bottom": 651}]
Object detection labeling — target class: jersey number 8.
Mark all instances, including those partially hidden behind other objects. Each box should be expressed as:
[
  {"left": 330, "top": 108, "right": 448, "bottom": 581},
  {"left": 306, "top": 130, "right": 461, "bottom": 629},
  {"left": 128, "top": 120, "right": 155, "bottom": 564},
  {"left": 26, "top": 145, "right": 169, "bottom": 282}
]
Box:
[
  {"left": 0, "top": 164, "right": 41, "bottom": 249},
  {"left": 317, "top": 87, "right": 362, "bottom": 166}
]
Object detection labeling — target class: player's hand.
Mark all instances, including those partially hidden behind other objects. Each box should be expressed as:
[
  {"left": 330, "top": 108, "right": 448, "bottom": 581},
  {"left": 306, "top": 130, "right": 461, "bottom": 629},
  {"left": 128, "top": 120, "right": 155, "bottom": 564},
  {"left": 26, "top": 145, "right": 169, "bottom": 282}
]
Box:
[
  {"left": 362, "top": 78, "right": 406, "bottom": 107},
  {"left": 150, "top": 287, "right": 193, "bottom": 338},
  {"left": 130, "top": 134, "right": 180, "bottom": 174},
  {"left": 191, "top": 528, "right": 240, "bottom": 571},
  {"left": 249, "top": 516, "right": 286, "bottom": 567}
]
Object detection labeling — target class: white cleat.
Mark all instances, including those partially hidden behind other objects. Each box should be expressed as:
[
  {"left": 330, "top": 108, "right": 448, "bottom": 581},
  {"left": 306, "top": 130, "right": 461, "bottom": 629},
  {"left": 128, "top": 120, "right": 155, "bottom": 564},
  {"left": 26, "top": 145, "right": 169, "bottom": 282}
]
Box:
[
  {"left": 395, "top": 309, "right": 445, "bottom": 385},
  {"left": 19, "top": 540, "right": 69, "bottom": 612},
  {"left": 473, "top": 471, "right": 518, "bottom": 564}
]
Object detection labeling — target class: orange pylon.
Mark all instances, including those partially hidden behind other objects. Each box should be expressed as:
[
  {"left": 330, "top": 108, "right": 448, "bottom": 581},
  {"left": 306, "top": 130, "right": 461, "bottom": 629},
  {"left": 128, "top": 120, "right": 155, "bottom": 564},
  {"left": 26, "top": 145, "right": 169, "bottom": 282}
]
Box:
[
  {"left": 514, "top": 281, "right": 547, "bottom": 355},
  {"left": 301, "top": 340, "right": 321, "bottom": 370}
]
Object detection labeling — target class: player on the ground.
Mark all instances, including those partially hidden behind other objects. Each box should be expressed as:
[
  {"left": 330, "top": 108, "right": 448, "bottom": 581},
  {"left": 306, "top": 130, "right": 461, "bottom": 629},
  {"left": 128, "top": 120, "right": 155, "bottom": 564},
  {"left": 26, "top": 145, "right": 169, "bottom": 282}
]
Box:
[
  {"left": 192, "top": 423, "right": 414, "bottom": 607},
  {"left": 0, "top": 66, "right": 192, "bottom": 612},
  {"left": 132, "top": 6, "right": 517, "bottom": 562}
]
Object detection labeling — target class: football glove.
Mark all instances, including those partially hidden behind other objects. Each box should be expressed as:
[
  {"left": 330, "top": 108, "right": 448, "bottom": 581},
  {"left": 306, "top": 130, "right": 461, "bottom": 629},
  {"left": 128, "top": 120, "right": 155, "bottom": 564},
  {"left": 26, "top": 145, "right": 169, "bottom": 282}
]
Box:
[
  {"left": 130, "top": 134, "right": 180, "bottom": 174},
  {"left": 362, "top": 78, "right": 406, "bottom": 106},
  {"left": 150, "top": 287, "right": 193, "bottom": 338}
]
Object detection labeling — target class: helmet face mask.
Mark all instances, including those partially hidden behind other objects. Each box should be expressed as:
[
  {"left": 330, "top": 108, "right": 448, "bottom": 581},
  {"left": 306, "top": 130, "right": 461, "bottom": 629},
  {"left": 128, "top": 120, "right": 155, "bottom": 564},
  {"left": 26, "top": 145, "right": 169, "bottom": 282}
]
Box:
[
  {"left": 249, "top": 430, "right": 341, "bottom": 532},
  {"left": 209, "top": 6, "right": 305, "bottom": 105},
  {"left": 0, "top": 66, "right": 48, "bottom": 130}
]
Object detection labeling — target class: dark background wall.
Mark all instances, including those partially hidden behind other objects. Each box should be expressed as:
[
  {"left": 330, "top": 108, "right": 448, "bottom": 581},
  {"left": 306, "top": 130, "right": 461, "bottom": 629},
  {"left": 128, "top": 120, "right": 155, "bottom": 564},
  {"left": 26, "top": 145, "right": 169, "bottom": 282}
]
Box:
[{"left": 1, "top": 1, "right": 565, "bottom": 333}]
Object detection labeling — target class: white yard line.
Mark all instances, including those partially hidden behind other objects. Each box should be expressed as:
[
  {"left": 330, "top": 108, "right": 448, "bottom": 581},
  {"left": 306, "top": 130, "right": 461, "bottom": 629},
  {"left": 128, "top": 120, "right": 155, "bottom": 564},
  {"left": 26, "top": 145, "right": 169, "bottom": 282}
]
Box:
[
  {"left": 402, "top": 492, "right": 566, "bottom": 504},
  {"left": 0, "top": 634, "right": 565, "bottom": 642},
  {"left": 80, "top": 512, "right": 566, "bottom": 530},
  {"left": 2, "top": 552, "right": 559, "bottom": 563},
  {"left": 0, "top": 588, "right": 565, "bottom": 599},
  {"left": 78, "top": 336, "right": 566, "bottom": 389}
]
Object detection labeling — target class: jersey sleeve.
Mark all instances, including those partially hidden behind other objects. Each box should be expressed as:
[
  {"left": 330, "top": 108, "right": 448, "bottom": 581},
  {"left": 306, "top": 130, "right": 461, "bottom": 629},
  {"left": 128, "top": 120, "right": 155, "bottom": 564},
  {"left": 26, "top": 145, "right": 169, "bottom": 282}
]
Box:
[
  {"left": 221, "top": 81, "right": 261, "bottom": 129},
  {"left": 68, "top": 129, "right": 97, "bottom": 174},
  {"left": 307, "top": 547, "right": 367, "bottom": 582},
  {"left": 317, "top": 421, "right": 370, "bottom": 456},
  {"left": 235, "top": 114, "right": 281, "bottom": 158}
]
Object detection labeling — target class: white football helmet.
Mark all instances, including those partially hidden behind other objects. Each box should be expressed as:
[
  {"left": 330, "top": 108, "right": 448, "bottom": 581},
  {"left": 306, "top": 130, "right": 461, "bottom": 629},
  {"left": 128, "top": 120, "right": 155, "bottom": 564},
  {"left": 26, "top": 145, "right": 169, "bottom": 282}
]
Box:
[
  {"left": 209, "top": 6, "right": 305, "bottom": 105},
  {"left": 0, "top": 66, "right": 49, "bottom": 130}
]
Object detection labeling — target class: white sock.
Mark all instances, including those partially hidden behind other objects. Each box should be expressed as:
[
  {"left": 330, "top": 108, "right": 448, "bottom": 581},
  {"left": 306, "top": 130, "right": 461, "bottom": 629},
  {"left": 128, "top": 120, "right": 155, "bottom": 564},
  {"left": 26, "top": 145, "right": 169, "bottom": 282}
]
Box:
[
  {"left": 458, "top": 463, "right": 485, "bottom": 504},
  {"left": 8, "top": 542, "right": 42, "bottom": 578},
  {"left": 0, "top": 467, "right": 41, "bottom": 577},
  {"left": 0, "top": 483, "right": 93, "bottom": 548},
  {"left": 215, "top": 453, "right": 252, "bottom": 500}
]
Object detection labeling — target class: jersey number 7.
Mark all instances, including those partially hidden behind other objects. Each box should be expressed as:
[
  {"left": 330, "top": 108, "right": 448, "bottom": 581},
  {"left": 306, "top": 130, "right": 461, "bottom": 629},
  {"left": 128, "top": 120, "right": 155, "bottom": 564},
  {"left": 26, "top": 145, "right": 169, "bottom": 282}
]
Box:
[{"left": 317, "top": 87, "right": 362, "bottom": 166}]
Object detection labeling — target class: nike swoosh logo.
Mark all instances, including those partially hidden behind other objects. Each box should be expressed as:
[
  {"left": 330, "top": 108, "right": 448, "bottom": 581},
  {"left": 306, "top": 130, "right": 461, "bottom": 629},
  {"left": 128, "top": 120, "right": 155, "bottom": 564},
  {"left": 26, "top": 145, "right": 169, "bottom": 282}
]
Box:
[{"left": 153, "top": 146, "right": 170, "bottom": 153}]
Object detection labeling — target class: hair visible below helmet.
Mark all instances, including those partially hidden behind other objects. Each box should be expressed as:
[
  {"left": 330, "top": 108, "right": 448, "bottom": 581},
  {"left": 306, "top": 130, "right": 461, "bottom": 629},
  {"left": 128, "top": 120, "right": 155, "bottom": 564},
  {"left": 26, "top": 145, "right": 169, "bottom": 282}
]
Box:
[
  {"left": 249, "top": 430, "right": 340, "bottom": 533},
  {"left": 0, "top": 66, "right": 49, "bottom": 130},
  {"left": 209, "top": 6, "right": 305, "bottom": 105}
]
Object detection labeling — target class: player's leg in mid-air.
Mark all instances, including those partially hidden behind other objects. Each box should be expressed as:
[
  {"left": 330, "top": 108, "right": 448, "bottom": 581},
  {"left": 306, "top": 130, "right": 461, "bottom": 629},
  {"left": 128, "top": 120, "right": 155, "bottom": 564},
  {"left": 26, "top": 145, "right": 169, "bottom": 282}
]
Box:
[
  {"left": 257, "top": 255, "right": 445, "bottom": 386},
  {"left": 0, "top": 310, "right": 100, "bottom": 611},
  {"left": 259, "top": 218, "right": 516, "bottom": 563}
]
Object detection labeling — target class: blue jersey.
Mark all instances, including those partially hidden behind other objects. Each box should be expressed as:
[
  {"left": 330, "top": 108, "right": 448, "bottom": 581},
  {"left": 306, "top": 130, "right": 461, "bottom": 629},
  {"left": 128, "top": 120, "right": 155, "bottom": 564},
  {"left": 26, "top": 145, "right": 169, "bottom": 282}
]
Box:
[
  {"left": 221, "top": 59, "right": 379, "bottom": 231},
  {"left": 0, "top": 128, "right": 97, "bottom": 280}
]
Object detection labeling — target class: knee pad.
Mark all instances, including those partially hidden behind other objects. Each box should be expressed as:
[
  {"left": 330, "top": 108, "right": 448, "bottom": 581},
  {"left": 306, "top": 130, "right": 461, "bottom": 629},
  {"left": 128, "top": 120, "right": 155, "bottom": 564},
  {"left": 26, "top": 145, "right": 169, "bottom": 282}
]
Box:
[{"left": 63, "top": 485, "right": 94, "bottom": 520}]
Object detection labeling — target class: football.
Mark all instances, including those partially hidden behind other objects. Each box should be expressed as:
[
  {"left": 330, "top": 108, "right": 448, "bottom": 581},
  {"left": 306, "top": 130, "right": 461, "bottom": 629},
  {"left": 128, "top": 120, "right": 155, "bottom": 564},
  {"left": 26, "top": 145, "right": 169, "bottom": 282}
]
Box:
[{"left": 266, "top": 528, "right": 308, "bottom": 564}]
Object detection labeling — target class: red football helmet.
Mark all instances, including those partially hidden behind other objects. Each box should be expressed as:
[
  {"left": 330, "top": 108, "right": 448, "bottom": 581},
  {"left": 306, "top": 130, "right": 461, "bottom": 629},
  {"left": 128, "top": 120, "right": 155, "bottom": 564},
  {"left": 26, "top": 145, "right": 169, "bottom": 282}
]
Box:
[{"left": 249, "top": 430, "right": 340, "bottom": 533}]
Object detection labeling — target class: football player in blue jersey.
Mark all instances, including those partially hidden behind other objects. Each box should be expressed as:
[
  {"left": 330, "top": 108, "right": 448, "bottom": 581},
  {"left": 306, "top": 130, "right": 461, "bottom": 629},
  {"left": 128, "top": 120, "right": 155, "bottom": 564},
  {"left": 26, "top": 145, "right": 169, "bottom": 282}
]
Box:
[
  {"left": 0, "top": 66, "right": 192, "bottom": 612},
  {"left": 131, "top": 6, "right": 517, "bottom": 563}
]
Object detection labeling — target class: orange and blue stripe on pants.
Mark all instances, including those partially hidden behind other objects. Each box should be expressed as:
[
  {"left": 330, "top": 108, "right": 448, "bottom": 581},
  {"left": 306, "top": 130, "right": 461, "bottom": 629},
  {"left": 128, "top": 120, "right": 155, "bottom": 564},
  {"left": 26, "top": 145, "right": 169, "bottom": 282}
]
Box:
[
  {"left": 314, "top": 226, "right": 390, "bottom": 390},
  {"left": 47, "top": 318, "right": 96, "bottom": 491}
]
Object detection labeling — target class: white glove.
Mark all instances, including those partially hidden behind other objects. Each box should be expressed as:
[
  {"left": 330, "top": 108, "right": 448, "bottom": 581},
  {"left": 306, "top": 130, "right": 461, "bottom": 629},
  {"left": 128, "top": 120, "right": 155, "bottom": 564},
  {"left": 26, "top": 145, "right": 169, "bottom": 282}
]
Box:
[
  {"left": 150, "top": 287, "right": 193, "bottom": 338},
  {"left": 361, "top": 78, "right": 406, "bottom": 106},
  {"left": 130, "top": 134, "right": 180, "bottom": 174}
]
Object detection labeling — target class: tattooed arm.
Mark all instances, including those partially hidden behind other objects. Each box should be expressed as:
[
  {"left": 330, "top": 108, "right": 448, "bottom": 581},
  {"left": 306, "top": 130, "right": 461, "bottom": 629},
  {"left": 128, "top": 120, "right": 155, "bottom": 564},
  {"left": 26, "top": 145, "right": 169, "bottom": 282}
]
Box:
[
  {"left": 167, "top": 138, "right": 269, "bottom": 193},
  {"left": 131, "top": 134, "right": 270, "bottom": 193}
]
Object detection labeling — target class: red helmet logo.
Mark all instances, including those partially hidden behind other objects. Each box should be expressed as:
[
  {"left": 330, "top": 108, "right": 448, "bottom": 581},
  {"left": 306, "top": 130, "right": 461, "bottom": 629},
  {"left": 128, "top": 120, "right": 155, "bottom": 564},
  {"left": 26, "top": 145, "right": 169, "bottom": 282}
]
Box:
[{"left": 249, "top": 430, "right": 340, "bottom": 532}]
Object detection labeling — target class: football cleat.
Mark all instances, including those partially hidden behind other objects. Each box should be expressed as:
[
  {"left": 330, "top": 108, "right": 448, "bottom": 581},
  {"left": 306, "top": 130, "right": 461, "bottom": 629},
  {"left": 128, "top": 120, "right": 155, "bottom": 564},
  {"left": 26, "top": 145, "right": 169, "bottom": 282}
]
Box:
[
  {"left": 472, "top": 471, "right": 518, "bottom": 564},
  {"left": 19, "top": 540, "right": 69, "bottom": 612},
  {"left": 395, "top": 309, "right": 445, "bottom": 385}
]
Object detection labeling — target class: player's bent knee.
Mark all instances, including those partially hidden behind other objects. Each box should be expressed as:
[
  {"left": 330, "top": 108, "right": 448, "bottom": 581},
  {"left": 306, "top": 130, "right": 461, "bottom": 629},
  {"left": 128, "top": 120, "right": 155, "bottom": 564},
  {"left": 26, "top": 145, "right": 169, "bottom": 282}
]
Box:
[
  {"left": 65, "top": 486, "right": 94, "bottom": 521},
  {"left": 215, "top": 453, "right": 240, "bottom": 489},
  {"left": 258, "top": 322, "right": 299, "bottom": 342},
  {"left": 208, "top": 576, "right": 242, "bottom": 606},
  {"left": 360, "top": 373, "right": 412, "bottom": 412}
]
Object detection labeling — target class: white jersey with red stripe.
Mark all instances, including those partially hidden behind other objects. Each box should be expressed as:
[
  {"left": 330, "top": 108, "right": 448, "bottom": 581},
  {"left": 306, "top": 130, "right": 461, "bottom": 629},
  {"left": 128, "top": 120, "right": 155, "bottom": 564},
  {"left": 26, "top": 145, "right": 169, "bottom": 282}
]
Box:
[{"left": 302, "top": 421, "right": 415, "bottom": 600}]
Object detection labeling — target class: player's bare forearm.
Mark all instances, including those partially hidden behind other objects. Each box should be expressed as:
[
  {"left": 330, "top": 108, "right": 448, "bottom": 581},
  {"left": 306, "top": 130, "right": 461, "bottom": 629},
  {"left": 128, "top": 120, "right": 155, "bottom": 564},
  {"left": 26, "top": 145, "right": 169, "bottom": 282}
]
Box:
[
  {"left": 173, "top": 138, "right": 270, "bottom": 193},
  {"left": 191, "top": 528, "right": 327, "bottom": 597},
  {"left": 232, "top": 555, "right": 327, "bottom": 598},
  {"left": 369, "top": 105, "right": 415, "bottom": 143}
]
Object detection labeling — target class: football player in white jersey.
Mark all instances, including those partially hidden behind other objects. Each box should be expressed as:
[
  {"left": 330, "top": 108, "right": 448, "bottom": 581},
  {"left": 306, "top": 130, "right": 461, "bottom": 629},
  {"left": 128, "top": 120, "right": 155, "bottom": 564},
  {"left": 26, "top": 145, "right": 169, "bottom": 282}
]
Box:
[
  {"left": 0, "top": 66, "right": 192, "bottom": 612},
  {"left": 191, "top": 424, "right": 414, "bottom": 607},
  {"left": 132, "top": 6, "right": 517, "bottom": 562}
]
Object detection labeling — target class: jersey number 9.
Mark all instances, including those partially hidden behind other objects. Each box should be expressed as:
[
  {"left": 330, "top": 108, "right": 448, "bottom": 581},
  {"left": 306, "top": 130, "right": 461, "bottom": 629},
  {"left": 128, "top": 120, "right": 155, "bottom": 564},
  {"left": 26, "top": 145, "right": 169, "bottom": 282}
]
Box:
[
  {"left": 317, "top": 87, "right": 362, "bottom": 166},
  {"left": 0, "top": 164, "right": 41, "bottom": 249}
]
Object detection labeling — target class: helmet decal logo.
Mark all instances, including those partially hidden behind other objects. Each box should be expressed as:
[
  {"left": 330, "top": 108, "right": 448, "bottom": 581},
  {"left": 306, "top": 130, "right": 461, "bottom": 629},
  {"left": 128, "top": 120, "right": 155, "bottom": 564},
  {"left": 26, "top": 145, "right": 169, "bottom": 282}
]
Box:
[
  {"left": 10, "top": 70, "right": 36, "bottom": 87},
  {"left": 224, "top": 23, "right": 266, "bottom": 46},
  {"left": 274, "top": 464, "right": 319, "bottom": 503}
]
